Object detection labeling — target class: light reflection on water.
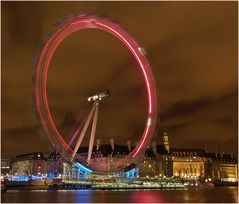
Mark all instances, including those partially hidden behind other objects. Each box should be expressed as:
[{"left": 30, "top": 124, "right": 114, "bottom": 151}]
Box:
[{"left": 1, "top": 187, "right": 238, "bottom": 203}]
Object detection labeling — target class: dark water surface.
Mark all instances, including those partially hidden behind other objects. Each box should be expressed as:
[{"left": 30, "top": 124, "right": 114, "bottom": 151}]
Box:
[{"left": 1, "top": 187, "right": 238, "bottom": 203}]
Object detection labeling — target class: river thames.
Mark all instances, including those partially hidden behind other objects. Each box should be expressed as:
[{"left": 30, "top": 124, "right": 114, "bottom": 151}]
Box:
[{"left": 1, "top": 187, "right": 238, "bottom": 203}]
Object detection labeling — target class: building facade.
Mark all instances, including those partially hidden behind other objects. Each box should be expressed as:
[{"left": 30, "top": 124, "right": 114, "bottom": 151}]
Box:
[
  {"left": 46, "top": 151, "right": 63, "bottom": 179},
  {"left": 12, "top": 152, "right": 47, "bottom": 177},
  {"left": 207, "top": 152, "right": 238, "bottom": 183},
  {"left": 6, "top": 131, "right": 238, "bottom": 184},
  {"left": 1, "top": 159, "right": 11, "bottom": 176},
  {"left": 170, "top": 149, "right": 206, "bottom": 179},
  {"left": 11, "top": 151, "right": 84, "bottom": 181}
]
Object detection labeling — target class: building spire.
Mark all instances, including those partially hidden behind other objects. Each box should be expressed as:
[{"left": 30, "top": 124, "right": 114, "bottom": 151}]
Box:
[{"left": 163, "top": 129, "right": 170, "bottom": 153}]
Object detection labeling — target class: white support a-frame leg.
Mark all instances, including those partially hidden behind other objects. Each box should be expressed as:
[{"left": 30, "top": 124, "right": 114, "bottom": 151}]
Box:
[
  {"left": 71, "top": 104, "right": 96, "bottom": 161},
  {"left": 87, "top": 101, "right": 99, "bottom": 165}
]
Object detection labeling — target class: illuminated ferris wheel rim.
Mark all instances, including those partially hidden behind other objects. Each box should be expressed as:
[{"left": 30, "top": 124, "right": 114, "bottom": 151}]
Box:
[{"left": 35, "top": 13, "right": 158, "bottom": 172}]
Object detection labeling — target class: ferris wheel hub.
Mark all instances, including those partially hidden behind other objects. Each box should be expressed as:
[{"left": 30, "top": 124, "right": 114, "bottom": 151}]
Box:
[{"left": 87, "top": 90, "right": 109, "bottom": 102}]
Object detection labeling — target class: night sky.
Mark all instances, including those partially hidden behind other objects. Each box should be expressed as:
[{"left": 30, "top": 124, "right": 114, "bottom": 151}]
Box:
[{"left": 1, "top": 1, "right": 238, "bottom": 159}]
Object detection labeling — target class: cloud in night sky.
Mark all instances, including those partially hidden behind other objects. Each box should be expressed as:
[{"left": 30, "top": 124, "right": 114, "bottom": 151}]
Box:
[{"left": 1, "top": 1, "right": 237, "bottom": 158}]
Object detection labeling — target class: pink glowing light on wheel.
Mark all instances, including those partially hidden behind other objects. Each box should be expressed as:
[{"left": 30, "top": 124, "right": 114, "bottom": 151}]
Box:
[{"left": 34, "top": 14, "right": 158, "bottom": 172}]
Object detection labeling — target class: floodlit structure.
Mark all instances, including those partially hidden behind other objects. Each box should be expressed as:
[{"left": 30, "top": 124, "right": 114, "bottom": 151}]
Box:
[
  {"left": 5, "top": 131, "right": 238, "bottom": 184},
  {"left": 207, "top": 151, "right": 238, "bottom": 183},
  {"left": 1, "top": 159, "right": 11, "bottom": 176},
  {"left": 34, "top": 13, "right": 158, "bottom": 172},
  {"left": 12, "top": 152, "right": 47, "bottom": 177}
]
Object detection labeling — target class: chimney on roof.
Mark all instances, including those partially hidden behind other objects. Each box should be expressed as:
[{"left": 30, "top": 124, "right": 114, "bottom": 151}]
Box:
[
  {"left": 135, "top": 141, "right": 139, "bottom": 147},
  {"left": 151, "top": 141, "right": 157, "bottom": 154},
  {"left": 96, "top": 139, "right": 101, "bottom": 151},
  {"left": 205, "top": 145, "right": 208, "bottom": 153},
  {"left": 220, "top": 148, "right": 224, "bottom": 158},
  {"left": 127, "top": 140, "right": 131, "bottom": 151},
  {"left": 110, "top": 138, "right": 114, "bottom": 150}
]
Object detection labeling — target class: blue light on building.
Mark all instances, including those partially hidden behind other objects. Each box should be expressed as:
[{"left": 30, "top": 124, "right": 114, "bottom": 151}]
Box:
[
  {"left": 75, "top": 162, "right": 92, "bottom": 179},
  {"left": 10, "top": 175, "right": 29, "bottom": 181},
  {"left": 125, "top": 168, "right": 139, "bottom": 178},
  {"left": 75, "top": 162, "right": 92, "bottom": 173},
  {"left": 31, "top": 174, "right": 47, "bottom": 180},
  {"left": 47, "top": 172, "right": 54, "bottom": 179}
]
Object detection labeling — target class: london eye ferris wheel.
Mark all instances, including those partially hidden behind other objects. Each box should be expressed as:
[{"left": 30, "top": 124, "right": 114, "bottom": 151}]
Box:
[{"left": 33, "top": 13, "right": 158, "bottom": 172}]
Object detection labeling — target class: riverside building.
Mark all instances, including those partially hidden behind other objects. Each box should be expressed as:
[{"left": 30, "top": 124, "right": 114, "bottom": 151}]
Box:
[{"left": 7, "top": 131, "right": 238, "bottom": 184}]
